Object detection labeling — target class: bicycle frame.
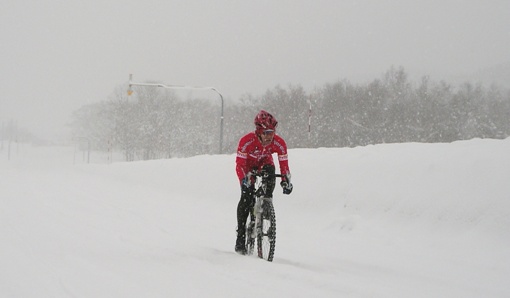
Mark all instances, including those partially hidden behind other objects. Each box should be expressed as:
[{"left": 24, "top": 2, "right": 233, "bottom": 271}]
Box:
[{"left": 245, "top": 170, "right": 282, "bottom": 261}]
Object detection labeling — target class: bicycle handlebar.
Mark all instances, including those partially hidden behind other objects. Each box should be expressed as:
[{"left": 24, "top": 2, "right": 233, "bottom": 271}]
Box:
[{"left": 249, "top": 171, "right": 283, "bottom": 178}]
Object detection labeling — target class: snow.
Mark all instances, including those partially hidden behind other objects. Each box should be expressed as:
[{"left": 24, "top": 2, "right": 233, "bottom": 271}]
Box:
[{"left": 1, "top": 138, "right": 509, "bottom": 297}]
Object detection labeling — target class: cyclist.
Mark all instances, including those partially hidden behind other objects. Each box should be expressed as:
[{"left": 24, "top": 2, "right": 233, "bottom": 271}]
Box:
[{"left": 235, "top": 110, "right": 293, "bottom": 254}]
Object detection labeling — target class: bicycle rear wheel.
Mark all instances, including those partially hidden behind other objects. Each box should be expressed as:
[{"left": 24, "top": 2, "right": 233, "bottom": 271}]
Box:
[{"left": 257, "top": 198, "right": 276, "bottom": 261}]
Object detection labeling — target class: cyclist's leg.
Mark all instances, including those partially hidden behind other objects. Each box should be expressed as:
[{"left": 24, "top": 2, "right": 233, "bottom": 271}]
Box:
[{"left": 236, "top": 186, "right": 254, "bottom": 253}]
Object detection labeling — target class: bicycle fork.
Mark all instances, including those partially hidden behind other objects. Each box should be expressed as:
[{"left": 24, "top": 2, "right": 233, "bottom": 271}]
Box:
[
  {"left": 252, "top": 196, "right": 273, "bottom": 236},
  {"left": 250, "top": 197, "right": 262, "bottom": 239}
]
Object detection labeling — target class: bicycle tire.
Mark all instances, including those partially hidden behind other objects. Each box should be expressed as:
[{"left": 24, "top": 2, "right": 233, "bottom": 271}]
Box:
[{"left": 257, "top": 198, "right": 276, "bottom": 261}]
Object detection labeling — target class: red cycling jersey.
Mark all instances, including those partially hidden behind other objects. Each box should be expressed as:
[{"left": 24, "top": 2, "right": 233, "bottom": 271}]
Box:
[{"left": 235, "top": 131, "right": 290, "bottom": 183}]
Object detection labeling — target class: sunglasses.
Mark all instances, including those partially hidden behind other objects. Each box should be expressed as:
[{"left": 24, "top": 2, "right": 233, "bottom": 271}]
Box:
[{"left": 262, "top": 130, "right": 275, "bottom": 136}]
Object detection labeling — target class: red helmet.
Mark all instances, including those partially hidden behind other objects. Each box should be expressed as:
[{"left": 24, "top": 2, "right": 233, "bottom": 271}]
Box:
[{"left": 254, "top": 110, "right": 278, "bottom": 133}]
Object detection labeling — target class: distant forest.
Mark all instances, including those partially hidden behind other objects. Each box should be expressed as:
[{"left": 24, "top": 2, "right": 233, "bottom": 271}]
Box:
[{"left": 69, "top": 66, "right": 510, "bottom": 160}]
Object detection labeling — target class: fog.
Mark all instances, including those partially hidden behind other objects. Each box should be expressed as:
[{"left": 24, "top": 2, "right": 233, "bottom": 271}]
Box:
[{"left": 1, "top": 0, "right": 509, "bottom": 140}]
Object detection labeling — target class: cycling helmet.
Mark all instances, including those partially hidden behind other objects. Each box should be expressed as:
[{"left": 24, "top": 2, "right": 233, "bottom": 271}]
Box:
[{"left": 254, "top": 110, "right": 278, "bottom": 133}]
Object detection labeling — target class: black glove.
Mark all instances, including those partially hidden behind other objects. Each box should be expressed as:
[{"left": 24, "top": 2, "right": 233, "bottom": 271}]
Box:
[{"left": 280, "top": 175, "right": 293, "bottom": 195}]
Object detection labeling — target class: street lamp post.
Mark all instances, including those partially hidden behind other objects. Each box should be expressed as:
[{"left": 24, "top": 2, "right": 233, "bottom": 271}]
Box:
[{"left": 128, "top": 74, "right": 224, "bottom": 154}]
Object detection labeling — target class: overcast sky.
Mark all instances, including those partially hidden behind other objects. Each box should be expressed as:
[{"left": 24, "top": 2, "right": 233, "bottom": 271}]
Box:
[{"left": 1, "top": 0, "right": 509, "bottom": 140}]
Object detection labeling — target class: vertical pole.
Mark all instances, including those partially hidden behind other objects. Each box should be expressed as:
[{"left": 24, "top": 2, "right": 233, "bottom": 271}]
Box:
[
  {"left": 217, "top": 91, "right": 224, "bottom": 154},
  {"left": 128, "top": 74, "right": 133, "bottom": 96},
  {"left": 15, "top": 120, "right": 19, "bottom": 156},
  {"left": 308, "top": 96, "right": 312, "bottom": 143},
  {"left": 209, "top": 87, "right": 224, "bottom": 155}
]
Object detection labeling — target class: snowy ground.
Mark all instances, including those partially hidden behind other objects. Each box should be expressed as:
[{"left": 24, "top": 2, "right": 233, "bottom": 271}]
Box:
[{"left": 1, "top": 138, "right": 509, "bottom": 297}]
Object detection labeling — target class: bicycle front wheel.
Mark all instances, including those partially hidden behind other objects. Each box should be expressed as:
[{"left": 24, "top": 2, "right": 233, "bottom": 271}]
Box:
[{"left": 257, "top": 198, "right": 276, "bottom": 261}]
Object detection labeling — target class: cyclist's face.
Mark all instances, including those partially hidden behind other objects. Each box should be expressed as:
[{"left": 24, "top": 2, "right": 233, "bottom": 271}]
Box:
[{"left": 260, "top": 130, "right": 274, "bottom": 146}]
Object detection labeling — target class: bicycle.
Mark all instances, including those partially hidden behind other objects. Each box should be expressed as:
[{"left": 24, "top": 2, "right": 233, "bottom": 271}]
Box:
[{"left": 244, "top": 169, "right": 283, "bottom": 262}]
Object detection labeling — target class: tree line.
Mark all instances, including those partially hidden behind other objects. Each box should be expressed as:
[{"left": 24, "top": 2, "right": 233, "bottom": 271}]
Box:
[{"left": 70, "top": 66, "right": 510, "bottom": 160}]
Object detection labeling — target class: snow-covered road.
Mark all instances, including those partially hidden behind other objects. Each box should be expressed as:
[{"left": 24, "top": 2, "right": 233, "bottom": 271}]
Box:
[{"left": 1, "top": 138, "right": 509, "bottom": 297}]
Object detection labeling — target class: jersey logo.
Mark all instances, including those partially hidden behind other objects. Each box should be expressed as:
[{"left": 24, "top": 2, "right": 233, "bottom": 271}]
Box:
[{"left": 273, "top": 140, "right": 286, "bottom": 154}]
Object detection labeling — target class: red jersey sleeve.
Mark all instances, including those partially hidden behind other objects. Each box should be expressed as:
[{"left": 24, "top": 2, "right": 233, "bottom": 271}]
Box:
[
  {"left": 272, "top": 135, "right": 290, "bottom": 177},
  {"left": 235, "top": 133, "right": 254, "bottom": 183}
]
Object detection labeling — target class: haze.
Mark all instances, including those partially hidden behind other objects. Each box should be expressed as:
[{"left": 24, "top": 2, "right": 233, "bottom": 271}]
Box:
[{"left": 1, "top": 0, "right": 509, "bottom": 140}]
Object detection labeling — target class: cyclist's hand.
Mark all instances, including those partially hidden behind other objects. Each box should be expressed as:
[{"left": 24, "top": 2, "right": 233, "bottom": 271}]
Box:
[
  {"left": 242, "top": 176, "right": 251, "bottom": 188},
  {"left": 281, "top": 181, "right": 293, "bottom": 194},
  {"left": 241, "top": 176, "right": 252, "bottom": 194}
]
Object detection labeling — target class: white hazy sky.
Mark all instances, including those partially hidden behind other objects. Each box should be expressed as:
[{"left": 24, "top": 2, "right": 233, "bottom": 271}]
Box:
[{"left": 1, "top": 0, "right": 509, "bottom": 140}]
